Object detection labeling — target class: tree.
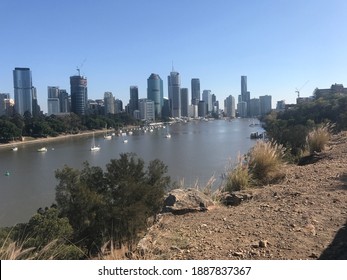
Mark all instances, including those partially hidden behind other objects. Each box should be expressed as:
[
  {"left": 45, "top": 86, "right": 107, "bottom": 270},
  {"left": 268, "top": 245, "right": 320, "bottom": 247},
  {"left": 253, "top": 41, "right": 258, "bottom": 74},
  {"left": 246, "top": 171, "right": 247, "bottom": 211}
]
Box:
[{"left": 54, "top": 154, "right": 170, "bottom": 255}]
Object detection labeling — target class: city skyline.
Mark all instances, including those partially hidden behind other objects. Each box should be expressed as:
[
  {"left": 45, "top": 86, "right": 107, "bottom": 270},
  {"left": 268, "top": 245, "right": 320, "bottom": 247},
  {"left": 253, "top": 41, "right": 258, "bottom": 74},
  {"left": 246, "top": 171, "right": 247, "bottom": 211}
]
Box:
[{"left": 1, "top": 0, "right": 347, "bottom": 113}]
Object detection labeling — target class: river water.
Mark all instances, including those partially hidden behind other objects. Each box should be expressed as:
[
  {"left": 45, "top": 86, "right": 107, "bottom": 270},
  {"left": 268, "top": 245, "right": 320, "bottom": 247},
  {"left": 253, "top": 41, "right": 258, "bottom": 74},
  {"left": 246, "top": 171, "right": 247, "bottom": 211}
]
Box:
[{"left": 0, "top": 118, "right": 263, "bottom": 227}]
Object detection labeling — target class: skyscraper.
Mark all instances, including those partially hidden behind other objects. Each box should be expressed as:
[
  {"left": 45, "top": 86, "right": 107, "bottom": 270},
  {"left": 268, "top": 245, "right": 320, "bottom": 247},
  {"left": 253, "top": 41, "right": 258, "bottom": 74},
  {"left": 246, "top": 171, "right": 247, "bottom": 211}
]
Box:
[
  {"left": 70, "top": 75, "right": 88, "bottom": 115},
  {"left": 47, "top": 86, "right": 60, "bottom": 115},
  {"left": 224, "top": 95, "right": 235, "bottom": 118},
  {"left": 104, "top": 92, "right": 115, "bottom": 115},
  {"left": 58, "top": 89, "right": 69, "bottom": 113},
  {"left": 259, "top": 95, "right": 272, "bottom": 115},
  {"left": 240, "top": 75, "right": 250, "bottom": 117},
  {"left": 147, "top": 74, "right": 164, "bottom": 118},
  {"left": 13, "top": 67, "right": 33, "bottom": 115},
  {"left": 180, "top": 88, "right": 189, "bottom": 117},
  {"left": 168, "top": 70, "right": 181, "bottom": 118},
  {"left": 202, "top": 90, "right": 212, "bottom": 113},
  {"left": 129, "top": 86, "right": 139, "bottom": 116},
  {"left": 191, "top": 78, "right": 200, "bottom": 106}
]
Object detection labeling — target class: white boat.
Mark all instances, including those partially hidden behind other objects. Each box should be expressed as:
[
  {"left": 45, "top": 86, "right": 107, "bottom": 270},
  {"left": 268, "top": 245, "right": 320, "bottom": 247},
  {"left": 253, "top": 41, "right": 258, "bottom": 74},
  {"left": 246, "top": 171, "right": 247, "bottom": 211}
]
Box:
[
  {"left": 90, "top": 133, "right": 100, "bottom": 151},
  {"left": 90, "top": 145, "right": 101, "bottom": 151},
  {"left": 165, "top": 133, "right": 171, "bottom": 138},
  {"left": 123, "top": 139, "right": 128, "bottom": 143},
  {"left": 37, "top": 147, "right": 47, "bottom": 152},
  {"left": 11, "top": 147, "right": 18, "bottom": 151},
  {"left": 104, "top": 125, "right": 112, "bottom": 139}
]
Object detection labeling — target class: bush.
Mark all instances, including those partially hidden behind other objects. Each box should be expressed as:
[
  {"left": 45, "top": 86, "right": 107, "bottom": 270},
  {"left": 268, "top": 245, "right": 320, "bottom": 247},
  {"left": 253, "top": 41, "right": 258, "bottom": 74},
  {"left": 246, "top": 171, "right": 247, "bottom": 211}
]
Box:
[
  {"left": 225, "top": 156, "right": 250, "bottom": 192},
  {"left": 248, "top": 141, "right": 286, "bottom": 185},
  {"left": 306, "top": 123, "right": 332, "bottom": 154}
]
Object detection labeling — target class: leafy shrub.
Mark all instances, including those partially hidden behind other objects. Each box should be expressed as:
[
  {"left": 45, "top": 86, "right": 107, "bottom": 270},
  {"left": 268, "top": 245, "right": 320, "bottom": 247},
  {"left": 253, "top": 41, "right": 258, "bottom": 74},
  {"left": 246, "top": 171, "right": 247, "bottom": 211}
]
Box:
[
  {"left": 248, "top": 141, "right": 286, "bottom": 185},
  {"left": 306, "top": 123, "right": 332, "bottom": 154}
]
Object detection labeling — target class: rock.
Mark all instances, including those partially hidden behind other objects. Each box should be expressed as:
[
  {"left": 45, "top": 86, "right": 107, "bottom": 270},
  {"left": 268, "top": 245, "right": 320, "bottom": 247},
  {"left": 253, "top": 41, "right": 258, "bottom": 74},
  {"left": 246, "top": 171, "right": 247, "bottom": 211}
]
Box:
[
  {"left": 221, "top": 191, "right": 253, "bottom": 206},
  {"left": 162, "top": 188, "right": 215, "bottom": 215},
  {"left": 259, "top": 240, "right": 269, "bottom": 248}
]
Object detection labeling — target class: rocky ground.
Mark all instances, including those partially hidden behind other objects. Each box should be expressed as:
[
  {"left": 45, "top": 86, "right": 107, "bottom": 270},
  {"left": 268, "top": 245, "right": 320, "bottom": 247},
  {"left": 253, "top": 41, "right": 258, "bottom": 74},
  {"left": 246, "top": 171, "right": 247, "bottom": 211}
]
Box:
[{"left": 137, "top": 132, "right": 347, "bottom": 260}]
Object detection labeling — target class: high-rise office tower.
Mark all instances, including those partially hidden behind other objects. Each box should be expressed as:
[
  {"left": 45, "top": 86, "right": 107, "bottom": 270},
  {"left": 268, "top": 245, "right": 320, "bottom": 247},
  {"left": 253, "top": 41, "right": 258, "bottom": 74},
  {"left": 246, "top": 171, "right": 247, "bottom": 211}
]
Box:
[
  {"left": 13, "top": 67, "right": 33, "bottom": 115},
  {"left": 240, "top": 75, "right": 250, "bottom": 117},
  {"left": 129, "top": 86, "right": 139, "bottom": 116},
  {"left": 249, "top": 98, "right": 260, "bottom": 117},
  {"left": 224, "top": 95, "right": 236, "bottom": 118},
  {"left": 259, "top": 95, "right": 272, "bottom": 115},
  {"left": 191, "top": 78, "right": 200, "bottom": 106},
  {"left": 180, "top": 88, "right": 189, "bottom": 117},
  {"left": 47, "top": 86, "right": 60, "bottom": 115},
  {"left": 138, "top": 98, "right": 155, "bottom": 121},
  {"left": 104, "top": 92, "right": 115, "bottom": 115},
  {"left": 70, "top": 75, "right": 88, "bottom": 115},
  {"left": 168, "top": 70, "right": 181, "bottom": 118},
  {"left": 202, "top": 90, "right": 212, "bottom": 113},
  {"left": 58, "top": 89, "right": 69, "bottom": 113},
  {"left": 147, "top": 73, "right": 164, "bottom": 118}
]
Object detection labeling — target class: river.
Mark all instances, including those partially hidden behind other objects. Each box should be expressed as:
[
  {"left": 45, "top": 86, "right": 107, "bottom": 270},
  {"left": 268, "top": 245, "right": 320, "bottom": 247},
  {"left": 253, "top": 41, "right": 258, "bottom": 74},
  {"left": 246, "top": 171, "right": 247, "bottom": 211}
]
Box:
[{"left": 0, "top": 118, "right": 264, "bottom": 227}]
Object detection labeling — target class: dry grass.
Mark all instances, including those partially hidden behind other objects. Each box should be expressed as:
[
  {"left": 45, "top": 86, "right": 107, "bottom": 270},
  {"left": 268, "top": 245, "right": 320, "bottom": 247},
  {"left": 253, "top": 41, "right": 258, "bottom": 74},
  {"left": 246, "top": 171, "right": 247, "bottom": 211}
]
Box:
[
  {"left": 248, "top": 140, "right": 286, "bottom": 185},
  {"left": 306, "top": 123, "right": 332, "bottom": 154},
  {"left": 224, "top": 155, "right": 250, "bottom": 192}
]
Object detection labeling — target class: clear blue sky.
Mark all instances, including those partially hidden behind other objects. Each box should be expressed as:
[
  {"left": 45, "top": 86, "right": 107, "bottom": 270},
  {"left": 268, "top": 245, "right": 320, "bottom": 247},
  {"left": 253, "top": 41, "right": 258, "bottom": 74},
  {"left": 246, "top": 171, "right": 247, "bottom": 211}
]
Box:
[{"left": 1, "top": 0, "right": 346, "bottom": 113}]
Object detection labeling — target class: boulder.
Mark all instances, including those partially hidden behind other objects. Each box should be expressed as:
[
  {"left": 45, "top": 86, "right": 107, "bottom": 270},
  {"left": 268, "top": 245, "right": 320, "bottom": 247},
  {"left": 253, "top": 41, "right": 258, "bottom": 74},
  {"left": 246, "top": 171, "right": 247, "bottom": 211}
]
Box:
[
  {"left": 162, "top": 188, "right": 215, "bottom": 215},
  {"left": 221, "top": 191, "right": 253, "bottom": 206}
]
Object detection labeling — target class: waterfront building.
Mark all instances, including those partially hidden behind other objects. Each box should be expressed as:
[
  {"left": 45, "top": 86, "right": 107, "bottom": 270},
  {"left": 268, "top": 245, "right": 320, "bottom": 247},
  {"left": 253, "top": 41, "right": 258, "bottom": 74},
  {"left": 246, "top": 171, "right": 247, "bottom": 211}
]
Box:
[
  {"left": 58, "top": 89, "right": 69, "bottom": 113},
  {"left": 0, "top": 93, "right": 10, "bottom": 116},
  {"left": 139, "top": 98, "right": 155, "bottom": 121},
  {"left": 188, "top": 104, "right": 198, "bottom": 118},
  {"left": 191, "top": 78, "right": 200, "bottom": 106},
  {"left": 180, "top": 88, "right": 189, "bottom": 117},
  {"left": 70, "top": 75, "right": 88, "bottom": 115},
  {"left": 313, "top": 83, "right": 347, "bottom": 99},
  {"left": 249, "top": 98, "right": 260, "bottom": 117},
  {"left": 32, "top": 87, "right": 41, "bottom": 117},
  {"left": 276, "top": 100, "right": 286, "bottom": 111},
  {"left": 224, "top": 95, "right": 236, "bottom": 118},
  {"left": 147, "top": 74, "right": 164, "bottom": 118},
  {"left": 162, "top": 98, "right": 170, "bottom": 119},
  {"left": 129, "top": 86, "right": 139, "bottom": 116},
  {"left": 237, "top": 101, "right": 247, "bottom": 118},
  {"left": 168, "top": 70, "right": 181, "bottom": 118},
  {"left": 47, "top": 86, "right": 60, "bottom": 116},
  {"left": 104, "top": 92, "right": 115, "bottom": 115},
  {"left": 198, "top": 100, "right": 207, "bottom": 117},
  {"left": 13, "top": 67, "right": 33, "bottom": 115},
  {"left": 115, "top": 99, "right": 123, "bottom": 113},
  {"left": 240, "top": 75, "right": 250, "bottom": 117},
  {"left": 259, "top": 95, "right": 272, "bottom": 115},
  {"left": 202, "top": 90, "right": 212, "bottom": 113}
]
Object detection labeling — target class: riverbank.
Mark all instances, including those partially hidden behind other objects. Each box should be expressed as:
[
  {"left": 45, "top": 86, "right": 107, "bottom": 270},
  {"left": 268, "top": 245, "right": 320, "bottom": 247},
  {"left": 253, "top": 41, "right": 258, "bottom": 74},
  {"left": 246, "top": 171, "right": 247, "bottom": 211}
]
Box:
[
  {"left": 134, "top": 131, "right": 347, "bottom": 260},
  {"left": 0, "top": 126, "right": 141, "bottom": 151}
]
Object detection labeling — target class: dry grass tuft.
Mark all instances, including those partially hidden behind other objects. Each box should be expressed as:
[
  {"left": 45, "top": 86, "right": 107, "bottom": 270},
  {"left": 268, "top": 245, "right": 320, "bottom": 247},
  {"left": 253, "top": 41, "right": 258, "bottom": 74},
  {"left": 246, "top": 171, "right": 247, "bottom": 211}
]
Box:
[
  {"left": 248, "top": 141, "right": 286, "bottom": 185},
  {"left": 306, "top": 123, "right": 332, "bottom": 154},
  {"left": 224, "top": 155, "right": 251, "bottom": 192}
]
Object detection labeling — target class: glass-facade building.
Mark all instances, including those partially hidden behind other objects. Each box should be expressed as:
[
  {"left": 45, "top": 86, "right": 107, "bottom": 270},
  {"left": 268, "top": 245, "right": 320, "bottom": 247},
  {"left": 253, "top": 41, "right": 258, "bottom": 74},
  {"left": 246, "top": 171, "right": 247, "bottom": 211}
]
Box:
[
  {"left": 13, "top": 67, "right": 33, "bottom": 115},
  {"left": 168, "top": 71, "right": 181, "bottom": 118},
  {"left": 147, "top": 74, "right": 163, "bottom": 118},
  {"left": 191, "top": 78, "right": 200, "bottom": 106},
  {"left": 70, "top": 75, "right": 88, "bottom": 115}
]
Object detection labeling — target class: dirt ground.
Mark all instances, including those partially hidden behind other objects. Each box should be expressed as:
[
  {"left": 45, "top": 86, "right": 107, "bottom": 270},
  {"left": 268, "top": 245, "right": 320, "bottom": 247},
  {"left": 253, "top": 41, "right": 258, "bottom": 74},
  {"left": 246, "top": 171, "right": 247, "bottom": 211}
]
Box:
[{"left": 138, "top": 132, "right": 347, "bottom": 260}]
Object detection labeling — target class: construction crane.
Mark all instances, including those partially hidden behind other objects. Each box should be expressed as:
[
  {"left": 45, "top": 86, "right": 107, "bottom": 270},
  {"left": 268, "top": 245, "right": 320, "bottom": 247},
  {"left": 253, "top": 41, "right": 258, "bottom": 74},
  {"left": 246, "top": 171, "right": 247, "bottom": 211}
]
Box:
[
  {"left": 295, "top": 80, "right": 309, "bottom": 98},
  {"left": 76, "top": 58, "right": 87, "bottom": 76}
]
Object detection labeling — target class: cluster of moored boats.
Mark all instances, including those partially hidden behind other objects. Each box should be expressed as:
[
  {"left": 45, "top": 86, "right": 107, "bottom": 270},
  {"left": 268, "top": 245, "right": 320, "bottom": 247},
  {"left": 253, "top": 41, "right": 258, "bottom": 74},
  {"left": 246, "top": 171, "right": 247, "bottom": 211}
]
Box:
[{"left": 90, "top": 124, "right": 172, "bottom": 151}]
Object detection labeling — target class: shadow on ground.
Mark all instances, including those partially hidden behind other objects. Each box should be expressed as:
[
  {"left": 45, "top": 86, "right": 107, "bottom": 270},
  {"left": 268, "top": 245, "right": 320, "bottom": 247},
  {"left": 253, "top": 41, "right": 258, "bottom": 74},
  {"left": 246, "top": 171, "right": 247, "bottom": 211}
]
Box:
[{"left": 319, "top": 221, "right": 347, "bottom": 259}]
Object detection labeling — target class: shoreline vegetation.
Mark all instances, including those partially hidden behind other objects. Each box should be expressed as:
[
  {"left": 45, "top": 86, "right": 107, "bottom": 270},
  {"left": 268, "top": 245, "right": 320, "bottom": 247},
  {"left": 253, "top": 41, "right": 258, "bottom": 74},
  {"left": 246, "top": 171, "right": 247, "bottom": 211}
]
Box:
[{"left": 0, "top": 126, "right": 139, "bottom": 150}]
